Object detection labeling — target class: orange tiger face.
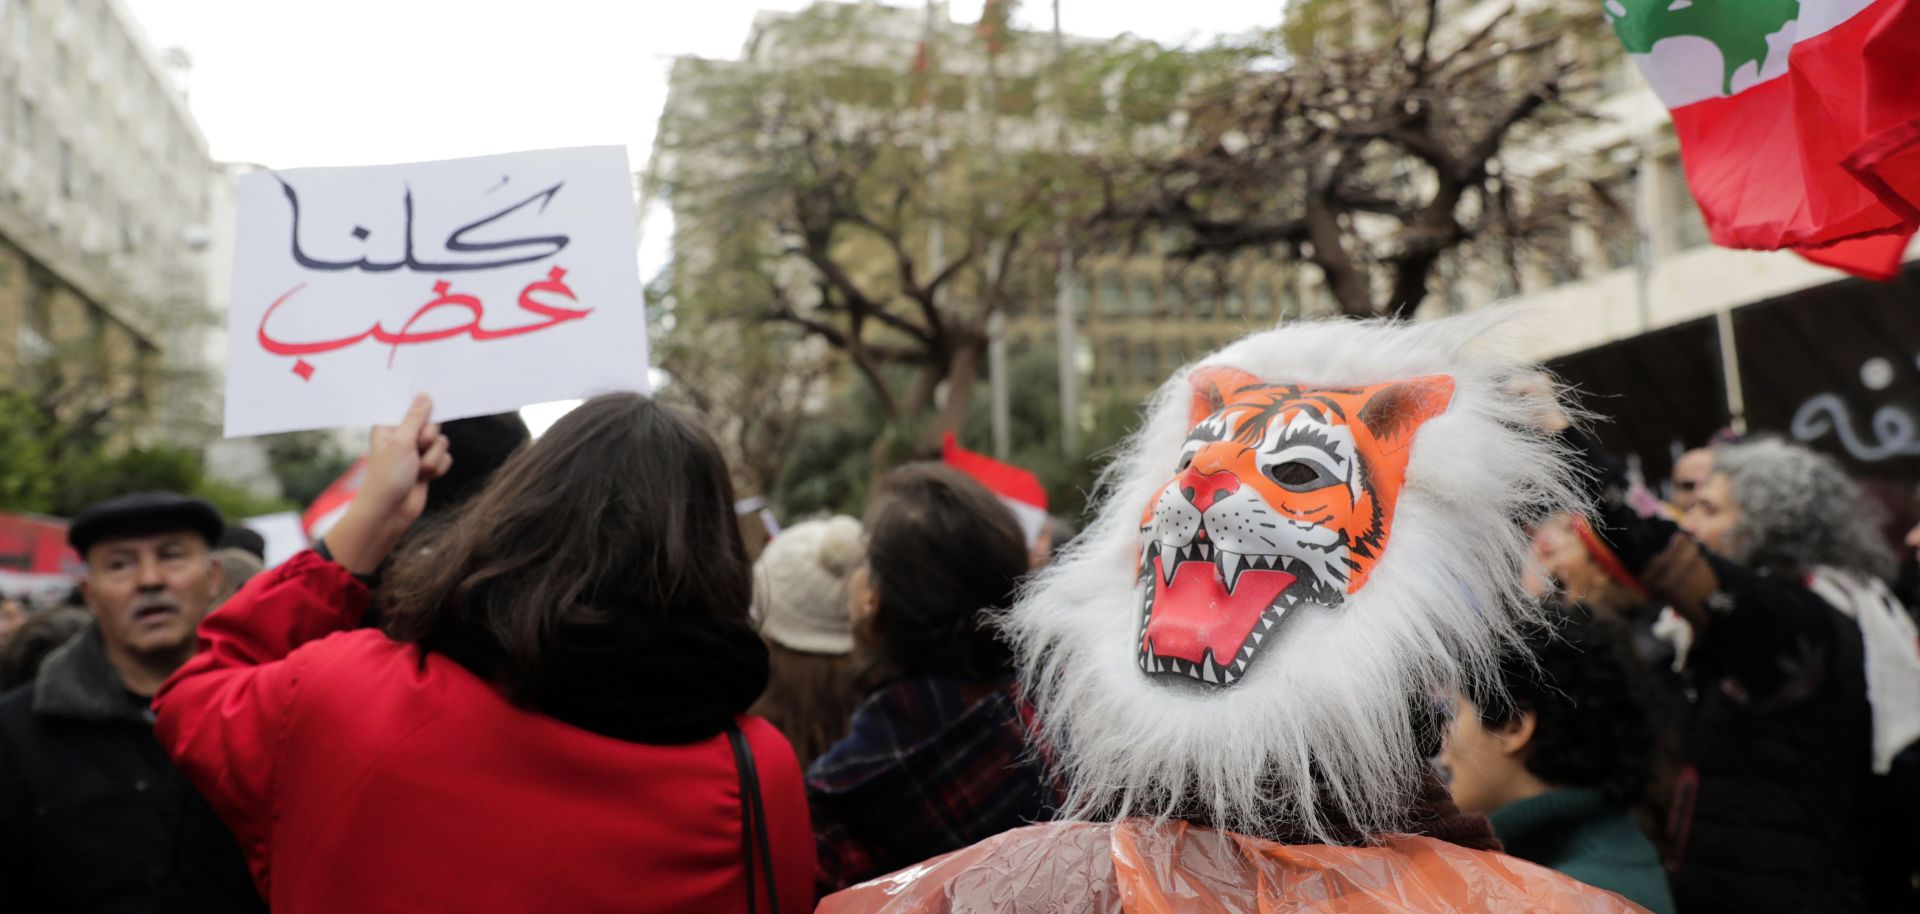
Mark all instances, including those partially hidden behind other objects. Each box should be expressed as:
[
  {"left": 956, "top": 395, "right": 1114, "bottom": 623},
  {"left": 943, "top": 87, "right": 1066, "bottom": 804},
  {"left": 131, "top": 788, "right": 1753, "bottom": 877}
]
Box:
[{"left": 1135, "top": 366, "right": 1454, "bottom": 686}]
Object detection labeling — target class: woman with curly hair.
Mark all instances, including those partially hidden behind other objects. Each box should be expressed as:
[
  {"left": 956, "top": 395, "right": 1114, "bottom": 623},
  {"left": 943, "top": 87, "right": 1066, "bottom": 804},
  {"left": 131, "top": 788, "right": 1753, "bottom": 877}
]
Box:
[
  {"left": 1583, "top": 436, "right": 1919, "bottom": 913},
  {"left": 1441, "top": 607, "right": 1675, "bottom": 913}
]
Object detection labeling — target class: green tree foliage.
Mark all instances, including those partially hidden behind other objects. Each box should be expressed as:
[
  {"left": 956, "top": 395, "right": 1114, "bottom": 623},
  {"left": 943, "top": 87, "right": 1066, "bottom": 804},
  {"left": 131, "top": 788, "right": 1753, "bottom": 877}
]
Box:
[
  {"left": 654, "top": 2, "right": 1121, "bottom": 464},
  {"left": 0, "top": 392, "right": 53, "bottom": 512},
  {"left": 0, "top": 337, "right": 292, "bottom": 522},
  {"left": 258, "top": 431, "right": 356, "bottom": 507}
]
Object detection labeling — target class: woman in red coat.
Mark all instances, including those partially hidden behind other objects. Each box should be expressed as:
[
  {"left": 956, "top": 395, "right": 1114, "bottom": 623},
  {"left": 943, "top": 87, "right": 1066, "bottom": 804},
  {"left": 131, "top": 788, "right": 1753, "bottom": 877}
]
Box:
[{"left": 154, "top": 393, "right": 813, "bottom": 914}]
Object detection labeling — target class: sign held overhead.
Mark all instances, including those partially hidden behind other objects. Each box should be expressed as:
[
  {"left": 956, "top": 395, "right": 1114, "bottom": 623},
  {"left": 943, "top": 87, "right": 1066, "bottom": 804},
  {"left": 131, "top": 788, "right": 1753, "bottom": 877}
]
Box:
[{"left": 224, "top": 146, "right": 650, "bottom": 437}]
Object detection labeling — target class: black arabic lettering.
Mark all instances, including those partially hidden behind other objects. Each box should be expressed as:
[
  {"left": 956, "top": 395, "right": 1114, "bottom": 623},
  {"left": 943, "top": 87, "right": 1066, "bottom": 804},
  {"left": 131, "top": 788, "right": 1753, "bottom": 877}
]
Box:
[
  {"left": 425, "top": 181, "right": 569, "bottom": 271},
  {"left": 278, "top": 175, "right": 571, "bottom": 274}
]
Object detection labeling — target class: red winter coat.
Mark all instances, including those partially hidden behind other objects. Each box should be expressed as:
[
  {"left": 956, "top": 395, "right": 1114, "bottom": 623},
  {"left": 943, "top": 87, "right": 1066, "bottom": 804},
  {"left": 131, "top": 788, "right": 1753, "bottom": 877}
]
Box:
[{"left": 153, "top": 551, "right": 814, "bottom": 914}]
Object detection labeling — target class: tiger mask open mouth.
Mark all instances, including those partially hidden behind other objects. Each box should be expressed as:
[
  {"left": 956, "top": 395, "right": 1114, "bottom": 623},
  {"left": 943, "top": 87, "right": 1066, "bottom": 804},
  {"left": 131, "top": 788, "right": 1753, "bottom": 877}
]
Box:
[{"left": 1135, "top": 367, "right": 1455, "bottom": 686}]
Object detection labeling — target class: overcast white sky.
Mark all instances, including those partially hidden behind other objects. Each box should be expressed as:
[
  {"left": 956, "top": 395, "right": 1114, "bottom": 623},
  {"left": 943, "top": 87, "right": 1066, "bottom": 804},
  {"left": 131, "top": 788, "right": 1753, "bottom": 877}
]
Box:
[
  {"left": 122, "top": 1, "right": 1284, "bottom": 435},
  {"left": 124, "top": 0, "right": 1283, "bottom": 279}
]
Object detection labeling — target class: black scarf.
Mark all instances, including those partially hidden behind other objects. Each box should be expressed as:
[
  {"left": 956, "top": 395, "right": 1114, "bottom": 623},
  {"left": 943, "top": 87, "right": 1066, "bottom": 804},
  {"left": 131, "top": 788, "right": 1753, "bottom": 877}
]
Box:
[{"left": 426, "top": 612, "right": 770, "bottom": 745}]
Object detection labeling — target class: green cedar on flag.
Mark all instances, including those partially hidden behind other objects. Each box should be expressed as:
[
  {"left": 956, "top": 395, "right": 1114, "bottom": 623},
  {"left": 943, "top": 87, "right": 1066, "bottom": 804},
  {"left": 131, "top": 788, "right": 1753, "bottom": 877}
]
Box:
[{"left": 1609, "top": 0, "right": 1920, "bottom": 279}]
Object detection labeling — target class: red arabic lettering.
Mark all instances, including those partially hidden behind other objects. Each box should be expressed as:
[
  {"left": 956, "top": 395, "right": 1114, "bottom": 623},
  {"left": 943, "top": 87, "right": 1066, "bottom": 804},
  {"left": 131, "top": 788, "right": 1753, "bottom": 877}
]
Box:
[
  {"left": 383, "top": 280, "right": 484, "bottom": 367},
  {"left": 470, "top": 266, "right": 591, "bottom": 340},
  {"left": 256, "top": 266, "right": 593, "bottom": 377}
]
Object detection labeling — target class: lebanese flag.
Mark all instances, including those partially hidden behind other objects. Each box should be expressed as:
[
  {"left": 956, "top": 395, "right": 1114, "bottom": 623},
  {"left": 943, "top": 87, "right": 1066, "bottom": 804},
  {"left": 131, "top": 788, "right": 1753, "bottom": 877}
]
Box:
[
  {"left": 1611, "top": 0, "right": 1920, "bottom": 279},
  {"left": 941, "top": 432, "right": 1048, "bottom": 546},
  {"left": 301, "top": 457, "right": 365, "bottom": 541}
]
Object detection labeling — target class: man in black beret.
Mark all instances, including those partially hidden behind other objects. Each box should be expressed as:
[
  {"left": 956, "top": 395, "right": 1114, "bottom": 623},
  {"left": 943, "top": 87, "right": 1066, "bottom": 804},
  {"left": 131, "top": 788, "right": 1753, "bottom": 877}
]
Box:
[{"left": 0, "top": 492, "right": 225, "bottom": 913}]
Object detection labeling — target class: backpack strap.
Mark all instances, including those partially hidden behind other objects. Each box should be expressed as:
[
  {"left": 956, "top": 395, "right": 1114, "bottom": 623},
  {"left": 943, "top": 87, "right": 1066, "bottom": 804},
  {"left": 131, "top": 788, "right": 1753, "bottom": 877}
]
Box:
[{"left": 726, "top": 721, "right": 780, "bottom": 914}]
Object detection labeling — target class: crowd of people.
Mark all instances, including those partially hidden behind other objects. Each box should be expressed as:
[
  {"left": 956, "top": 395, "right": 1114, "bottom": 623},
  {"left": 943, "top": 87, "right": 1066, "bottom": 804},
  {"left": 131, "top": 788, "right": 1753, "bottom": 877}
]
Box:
[{"left": 0, "top": 315, "right": 1916, "bottom": 913}]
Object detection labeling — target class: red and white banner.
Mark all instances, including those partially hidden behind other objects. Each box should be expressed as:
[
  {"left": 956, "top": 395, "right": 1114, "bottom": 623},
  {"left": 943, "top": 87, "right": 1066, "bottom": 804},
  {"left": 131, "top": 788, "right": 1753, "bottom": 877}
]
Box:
[
  {"left": 942, "top": 432, "right": 1048, "bottom": 546},
  {"left": 0, "top": 512, "right": 84, "bottom": 602},
  {"left": 302, "top": 457, "right": 366, "bottom": 541},
  {"left": 1611, "top": 0, "right": 1920, "bottom": 279}
]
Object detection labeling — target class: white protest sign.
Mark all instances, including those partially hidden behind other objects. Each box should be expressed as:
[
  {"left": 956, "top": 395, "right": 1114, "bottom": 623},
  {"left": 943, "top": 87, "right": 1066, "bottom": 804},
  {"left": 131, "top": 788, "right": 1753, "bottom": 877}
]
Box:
[{"left": 224, "top": 146, "right": 649, "bottom": 436}]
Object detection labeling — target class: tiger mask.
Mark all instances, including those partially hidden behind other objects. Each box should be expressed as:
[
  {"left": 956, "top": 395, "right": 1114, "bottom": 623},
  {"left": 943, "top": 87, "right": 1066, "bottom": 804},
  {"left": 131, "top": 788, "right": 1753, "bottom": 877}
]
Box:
[
  {"left": 1002, "top": 316, "right": 1583, "bottom": 843},
  {"left": 1136, "top": 368, "right": 1456, "bottom": 686}
]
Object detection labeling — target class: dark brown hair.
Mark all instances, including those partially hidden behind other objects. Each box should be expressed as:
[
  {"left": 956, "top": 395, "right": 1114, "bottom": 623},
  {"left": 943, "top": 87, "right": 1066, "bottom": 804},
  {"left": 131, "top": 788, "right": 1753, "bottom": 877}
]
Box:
[
  {"left": 859, "top": 462, "right": 1029, "bottom": 686},
  {"left": 383, "top": 393, "right": 751, "bottom": 701},
  {"left": 749, "top": 642, "right": 859, "bottom": 768}
]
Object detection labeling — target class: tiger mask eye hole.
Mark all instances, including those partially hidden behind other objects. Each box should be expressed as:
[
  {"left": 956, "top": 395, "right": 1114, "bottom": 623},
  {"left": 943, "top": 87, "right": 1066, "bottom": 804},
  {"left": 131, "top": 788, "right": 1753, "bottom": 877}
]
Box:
[{"left": 1269, "top": 460, "right": 1331, "bottom": 489}]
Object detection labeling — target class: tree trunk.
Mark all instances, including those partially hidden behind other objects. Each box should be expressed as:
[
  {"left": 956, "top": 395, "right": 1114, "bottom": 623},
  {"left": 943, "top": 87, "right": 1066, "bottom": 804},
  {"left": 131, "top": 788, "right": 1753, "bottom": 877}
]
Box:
[
  {"left": 923, "top": 336, "right": 985, "bottom": 452},
  {"left": 1304, "top": 194, "right": 1376, "bottom": 317}
]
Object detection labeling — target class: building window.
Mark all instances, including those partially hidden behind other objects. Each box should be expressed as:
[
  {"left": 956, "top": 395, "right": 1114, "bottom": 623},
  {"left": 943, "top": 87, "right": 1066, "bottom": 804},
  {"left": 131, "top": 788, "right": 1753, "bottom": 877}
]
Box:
[
  {"left": 11, "top": 1, "right": 28, "bottom": 60},
  {"left": 1187, "top": 278, "right": 1215, "bottom": 320},
  {"left": 1591, "top": 172, "right": 1638, "bottom": 271},
  {"left": 24, "top": 270, "right": 52, "bottom": 338},
  {"left": 1096, "top": 271, "right": 1125, "bottom": 318},
  {"left": 1129, "top": 275, "right": 1155, "bottom": 317},
  {"left": 1030, "top": 269, "right": 1054, "bottom": 316},
  {"left": 17, "top": 98, "right": 34, "bottom": 153},
  {"left": 1276, "top": 277, "right": 1299, "bottom": 320},
  {"left": 54, "top": 44, "right": 69, "bottom": 86},
  {"left": 1224, "top": 287, "right": 1245, "bottom": 319},
  {"left": 1135, "top": 339, "right": 1158, "bottom": 382},
  {"left": 1661, "top": 154, "right": 1710, "bottom": 251},
  {"left": 57, "top": 139, "right": 72, "bottom": 198}
]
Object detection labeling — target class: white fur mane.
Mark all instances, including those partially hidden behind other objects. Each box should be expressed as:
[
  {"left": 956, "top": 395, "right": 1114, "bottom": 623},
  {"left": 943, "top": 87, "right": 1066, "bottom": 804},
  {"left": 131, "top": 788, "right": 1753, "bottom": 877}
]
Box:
[{"left": 1003, "top": 313, "right": 1583, "bottom": 843}]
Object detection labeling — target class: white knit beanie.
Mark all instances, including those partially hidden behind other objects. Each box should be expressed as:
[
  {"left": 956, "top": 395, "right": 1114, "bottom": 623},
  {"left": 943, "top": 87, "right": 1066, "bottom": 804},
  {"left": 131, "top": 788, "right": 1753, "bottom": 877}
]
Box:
[{"left": 754, "top": 515, "right": 864, "bottom": 655}]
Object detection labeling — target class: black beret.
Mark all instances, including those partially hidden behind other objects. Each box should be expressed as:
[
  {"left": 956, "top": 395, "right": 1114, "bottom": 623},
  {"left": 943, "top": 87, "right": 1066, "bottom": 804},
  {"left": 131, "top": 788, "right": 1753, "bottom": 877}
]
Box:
[{"left": 67, "top": 492, "right": 225, "bottom": 556}]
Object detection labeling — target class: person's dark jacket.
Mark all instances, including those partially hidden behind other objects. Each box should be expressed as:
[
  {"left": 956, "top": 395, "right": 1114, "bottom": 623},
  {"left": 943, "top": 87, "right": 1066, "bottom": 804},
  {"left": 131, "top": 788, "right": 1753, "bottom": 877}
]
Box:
[
  {"left": 152, "top": 773, "right": 268, "bottom": 914},
  {"left": 1663, "top": 554, "right": 1874, "bottom": 914},
  {"left": 1490, "top": 787, "right": 1675, "bottom": 914},
  {"left": 807, "top": 676, "right": 1057, "bottom": 896},
  {"left": 0, "top": 624, "right": 174, "bottom": 913}
]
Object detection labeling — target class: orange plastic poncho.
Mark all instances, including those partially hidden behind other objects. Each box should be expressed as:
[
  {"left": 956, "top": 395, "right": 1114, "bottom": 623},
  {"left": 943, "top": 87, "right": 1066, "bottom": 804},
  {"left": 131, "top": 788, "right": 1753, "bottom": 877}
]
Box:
[{"left": 818, "top": 820, "right": 1652, "bottom": 914}]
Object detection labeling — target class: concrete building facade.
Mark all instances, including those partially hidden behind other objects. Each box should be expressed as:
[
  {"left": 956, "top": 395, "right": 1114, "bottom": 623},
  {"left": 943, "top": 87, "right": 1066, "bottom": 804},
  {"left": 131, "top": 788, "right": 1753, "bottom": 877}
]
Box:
[{"left": 0, "top": 0, "right": 217, "bottom": 436}]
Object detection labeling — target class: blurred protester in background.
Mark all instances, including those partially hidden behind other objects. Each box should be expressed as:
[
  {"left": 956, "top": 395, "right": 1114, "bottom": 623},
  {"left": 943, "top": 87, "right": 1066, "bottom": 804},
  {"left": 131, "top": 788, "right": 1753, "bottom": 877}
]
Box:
[
  {"left": 0, "top": 493, "right": 224, "bottom": 912},
  {"left": 1029, "top": 515, "right": 1075, "bottom": 569},
  {"left": 210, "top": 550, "right": 264, "bottom": 608},
  {"left": 0, "top": 595, "right": 26, "bottom": 645},
  {"left": 750, "top": 515, "right": 864, "bottom": 768},
  {"left": 215, "top": 526, "right": 266, "bottom": 564},
  {"left": 1590, "top": 436, "right": 1918, "bottom": 914},
  {"left": 0, "top": 595, "right": 27, "bottom": 651},
  {"left": 0, "top": 606, "right": 91, "bottom": 692},
  {"left": 1442, "top": 608, "right": 1675, "bottom": 914},
  {"left": 1667, "top": 447, "right": 1715, "bottom": 513},
  {"left": 424, "top": 412, "right": 532, "bottom": 516},
  {"left": 1532, "top": 513, "right": 1650, "bottom": 619},
  {"left": 1898, "top": 486, "right": 1920, "bottom": 613},
  {"left": 154, "top": 394, "right": 813, "bottom": 914},
  {"left": 808, "top": 463, "right": 1055, "bottom": 896}
]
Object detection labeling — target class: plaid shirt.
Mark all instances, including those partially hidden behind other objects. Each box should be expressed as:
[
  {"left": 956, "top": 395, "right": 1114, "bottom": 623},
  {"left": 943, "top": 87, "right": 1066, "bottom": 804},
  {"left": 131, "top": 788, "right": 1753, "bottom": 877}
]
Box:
[{"left": 806, "top": 675, "right": 1057, "bottom": 896}]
